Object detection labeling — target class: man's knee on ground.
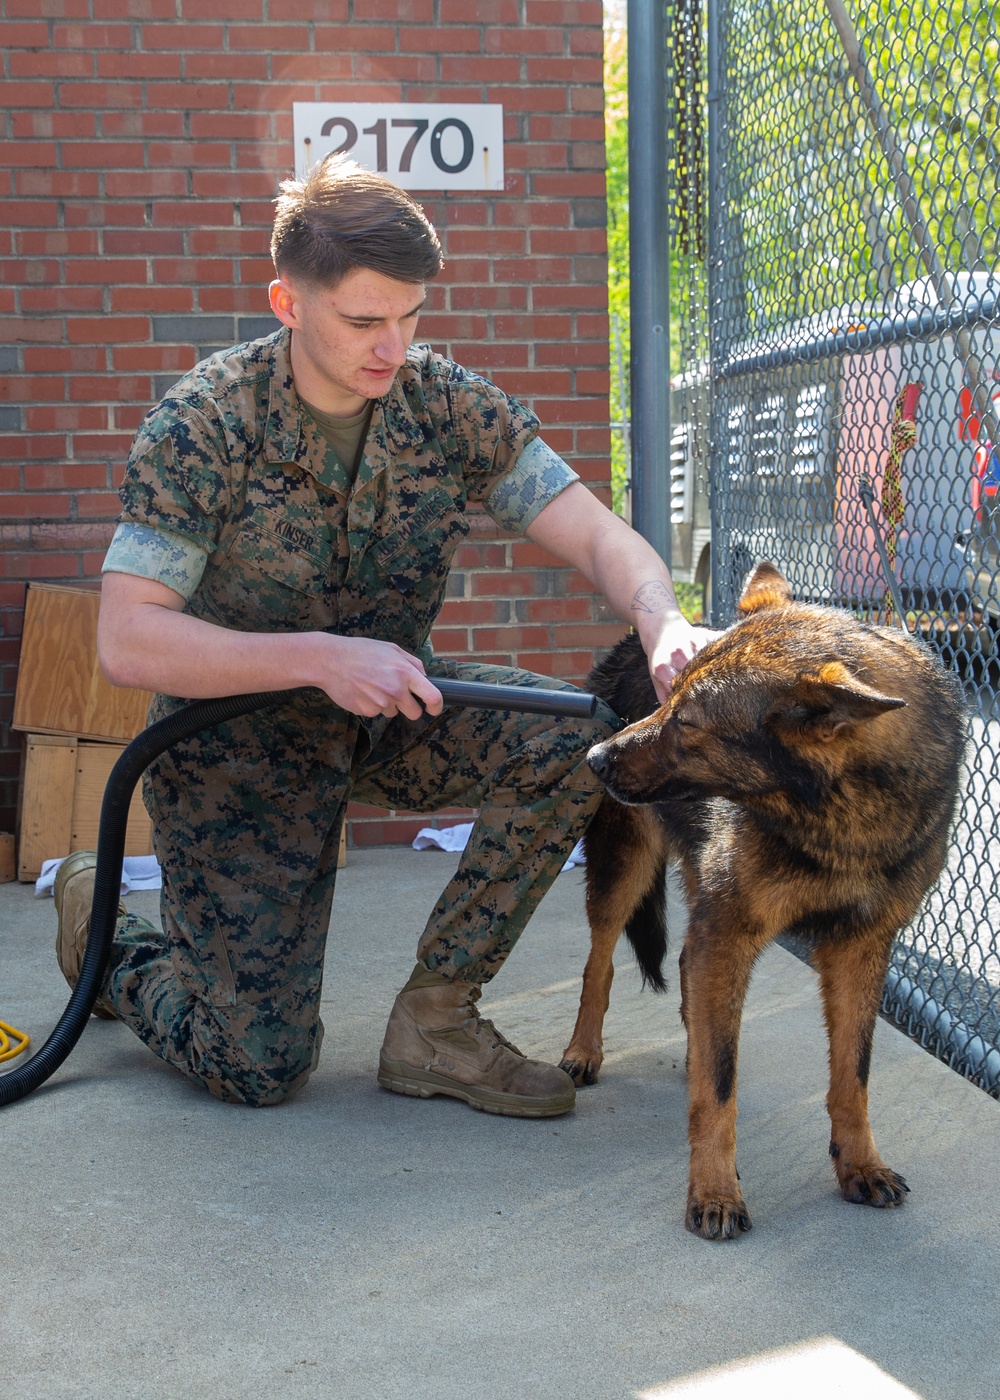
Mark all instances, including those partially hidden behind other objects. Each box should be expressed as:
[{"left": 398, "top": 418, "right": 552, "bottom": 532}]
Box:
[{"left": 197, "top": 1018, "right": 322, "bottom": 1108}]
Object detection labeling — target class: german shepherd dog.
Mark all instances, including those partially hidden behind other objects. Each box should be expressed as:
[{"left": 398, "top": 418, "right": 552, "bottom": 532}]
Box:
[{"left": 561, "top": 562, "right": 965, "bottom": 1240}]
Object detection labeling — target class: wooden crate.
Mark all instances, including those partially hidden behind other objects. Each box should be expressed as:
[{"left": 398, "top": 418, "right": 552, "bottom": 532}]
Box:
[
  {"left": 17, "top": 734, "right": 153, "bottom": 882},
  {"left": 12, "top": 582, "right": 152, "bottom": 743}
]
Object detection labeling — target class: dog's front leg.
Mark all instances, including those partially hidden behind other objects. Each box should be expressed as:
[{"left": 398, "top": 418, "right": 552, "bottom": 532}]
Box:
[
  {"left": 682, "top": 921, "right": 763, "bottom": 1240},
  {"left": 813, "top": 932, "right": 909, "bottom": 1208}
]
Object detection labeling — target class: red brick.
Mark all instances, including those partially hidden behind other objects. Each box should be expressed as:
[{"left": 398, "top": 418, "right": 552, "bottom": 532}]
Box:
[
  {"left": 488, "top": 86, "right": 568, "bottom": 112},
  {"left": 67, "top": 317, "right": 150, "bottom": 344},
  {"left": 0, "top": 493, "right": 71, "bottom": 519},
  {"left": 104, "top": 230, "right": 184, "bottom": 257},
  {"left": 1, "top": 374, "right": 65, "bottom": 403},
  {"left": 570, "top": 26, "right": 605, "bottom": 54},
  {"left": 60, "top": 82, "right": 144, "bottom": 108},
  {"left": 486, "top": 26, "right": 567, "bottom": 54},
  {"left": 13, "top": 112, "right": 97, "bottom": 139},
  {"left": 145, "top": 82, "right": 230, "bottom": 109},
  {"left": 52, "top": 22, "right": 132, "bottom": 45},
  {"left": 191, "top": 172, "right": 277, "bottom": 199},
  {"left": 96, "top": 52, "right": 183, "bottom": 79},
  {"left": 0, "top": 256, "right": 60, "bottom": 283},
  {"left": 112, "top": 282, "right": 194, "bottom": 310},
  {"left": 17, "top": 230, "right": 99, "bottom": 257},
  {"left": 0, "top": 552, "right": 81, "bottom": 580},
  {"left": 72, "top": 432, "right": 136, "bottom": 455},
  {"left": 400, "top": 26, "right": 481, "bottom": 52},
  {"left": 109, "top": 347, "right": 193, "bottom": 375},
  {"left": 179, "top": 0, "right": 263, "bottom": 13},
  {"left": 551, "top": 622, "right": 623, "bottom": 649},
  {"left": 1, "top": 21, "right": 50, "bottom": 44},
  {"left": 311, "top": 23, "right": 394, "bottom": 50},
  {"left": 427, "top": 627, "right": 469, "bottom": 651},
  {"left": 151, "top": 200, "right": 233, "bottom": 226},
  {"left": 26, "top": 406, "right": 109, "bottom": 431},
  {"left": 440, "top": 0, "right": 518, "bottom": 16},
  {"left": 148, "top": 140, "right": 234, "bottom": 168},
  {"left": 575, "top": 370, "right": 611, "bottom": 396},
  {"left": 470, "top": 571, "right": 547, "bottom": 598},
  {"left": 434, "top": 599, "right": 510, "bottom": 626},
  {"left": 353, "top": 53, "right": 436, "bottom": 81},
  {"left": 188, "top": 229, "right": 265, "bottom": 255},
  {"left": 17, "top": 170, "right": 101, "bottom": 199},
  {"left": 472, "top": 625, "right": 552, "bottom": 650},
  {"left": 64, "top": 258, "right": 148, "bottom": 285},
  {"left": 21, "top": 288, "right": 104, "bottom": 313},
  {"left": 525, "top": 57, "right": 603, "bottom": 84},
  {"left": 75, "top": 492, "right": 126, "bottom": 518},
  {"left": 5, "top": 200, "right": 60, "bottom": 228},
  {"left": 23, "top": 464, "right": 111, "bottom": 491},
  {"left": 0, "top": 434, "right": 65, "bottom": 460},
  {"left": 199, "top": 287, "right": 270, "bottom": 314},
  {"left": 495, "top": 371, "right": 573, "bottom": 397},
  {"left": 515, "top": 596, "right": 596, "bottom": 623},
  {"left": 65, "top": 203, "right": 147, "bottom": 229},
  {"left": 269, "top": 0, "right": 348, "bottom": 16},
  {"left": 534, "top": 283, "right": 607, "bottom": 309},
  {"left": 527, "top": 0, "right": 604, "bottom": 19},
  {"left": 186, "top": 53, "right": 271, "bottom": 82},
  {"left": 516, "top": 650, "right": 593, "bottom": 679},
  {"left": 231, "top": 23, "right": 312, "bottom": 49},
  {"left": 10, "top": 51, "right": 93, "bottom": 78},
  {"left": 440, "top": 56, "right": 521, "bottom": 83},
  {"left": 0, "top": 81, "right": 55, "bottom": 108},
  {"left": 141, "top": 22, "right": 226, "bottom": 47},
  {"left": 23, "top": 346, "right": 102, "bottom": 372},
  {"left": 356, "top": 0, "right": 434, "bottom": 16}
]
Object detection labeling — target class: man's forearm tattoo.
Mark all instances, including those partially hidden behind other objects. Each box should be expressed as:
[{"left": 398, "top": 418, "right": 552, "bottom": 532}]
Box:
[{"left": 631, "top": 581, "right": 676, "bottom": 615}]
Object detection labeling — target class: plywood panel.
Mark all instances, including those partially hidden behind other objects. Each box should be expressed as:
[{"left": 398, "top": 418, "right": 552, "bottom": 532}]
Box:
[
  {"left": 18, "top": 735, "right": 77, "bottom": 881},
  {"left": 70, "top": 742, "right": 153, "bottom": 857},
  {"left": 12, "top": 583, "right": 152, "bottom": 743}
]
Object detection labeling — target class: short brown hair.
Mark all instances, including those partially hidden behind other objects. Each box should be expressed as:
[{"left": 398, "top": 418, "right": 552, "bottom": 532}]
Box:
[{"left": 271, "top": 154, "right": 443, "bottom": 288}]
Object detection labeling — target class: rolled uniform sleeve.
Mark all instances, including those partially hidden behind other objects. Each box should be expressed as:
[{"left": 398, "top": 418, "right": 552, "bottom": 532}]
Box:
[
  {"left": 102, "top": 522, "right": 209, "bottom": 601},
  {"left": 484, "top": 436, "right": 579, "bottom": 533}
]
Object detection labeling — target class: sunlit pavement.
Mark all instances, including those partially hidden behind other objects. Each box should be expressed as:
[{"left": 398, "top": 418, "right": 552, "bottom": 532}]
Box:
[{"left": 3, "top": 846, "right": 998, "bottom": 1400}]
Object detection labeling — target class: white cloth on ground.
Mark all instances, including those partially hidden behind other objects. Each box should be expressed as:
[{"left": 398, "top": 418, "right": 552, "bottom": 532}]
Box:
[{"left": 412, "top": 822, "right": 585, "bottom": 870}]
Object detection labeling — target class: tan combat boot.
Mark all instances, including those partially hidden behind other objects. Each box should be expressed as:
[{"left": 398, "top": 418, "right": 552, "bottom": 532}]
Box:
[
  {"left": 53, "top": 850, "right": 123, "bottom": 1020},
  {"left": 378, "top": 965, "right": 576, "bottom": 1118}
]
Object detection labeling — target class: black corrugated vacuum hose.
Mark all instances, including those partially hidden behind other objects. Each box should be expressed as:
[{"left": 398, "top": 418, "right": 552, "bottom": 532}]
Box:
[{"left": 0, "top": 679, "right": 600, "bottom": 1107}]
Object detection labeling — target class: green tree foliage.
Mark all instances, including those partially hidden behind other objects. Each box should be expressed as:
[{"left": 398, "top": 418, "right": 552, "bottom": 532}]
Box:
[{"left": 605, "top": 15, "right": 631, "bottom": 514}]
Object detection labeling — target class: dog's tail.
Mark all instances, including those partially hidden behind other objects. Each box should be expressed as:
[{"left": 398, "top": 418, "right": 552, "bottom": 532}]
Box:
[{"left": 623, "top": 861, "right": 669, "bottom": 992}]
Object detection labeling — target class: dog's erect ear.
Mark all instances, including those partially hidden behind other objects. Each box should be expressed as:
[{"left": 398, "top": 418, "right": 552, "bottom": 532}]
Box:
[
  {"left": 738, "top": 561, "right": 794, "bottom": 615},
  {"left": 768, "top": 661, "right": 906, "bottom": 742}
]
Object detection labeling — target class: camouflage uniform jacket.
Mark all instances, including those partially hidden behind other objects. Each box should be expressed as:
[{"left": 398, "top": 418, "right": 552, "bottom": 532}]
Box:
[{"left": 108, "top": 329, "right": 577, "bottom": 903}]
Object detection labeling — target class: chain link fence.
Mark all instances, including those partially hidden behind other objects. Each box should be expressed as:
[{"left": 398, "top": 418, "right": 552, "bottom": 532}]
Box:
[{"left": 663, "top": 0, "right": 1000, "bottom": 1094}]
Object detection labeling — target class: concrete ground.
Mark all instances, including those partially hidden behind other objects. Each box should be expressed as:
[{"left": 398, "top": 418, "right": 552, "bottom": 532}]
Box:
[{"left": 2, "top": 845, "right": 999, "bottom": 1400}]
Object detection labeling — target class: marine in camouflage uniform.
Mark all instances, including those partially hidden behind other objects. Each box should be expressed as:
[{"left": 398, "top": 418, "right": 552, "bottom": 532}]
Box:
[{"left": 91, "top": 327, "right": 617, "bottom": 1106}]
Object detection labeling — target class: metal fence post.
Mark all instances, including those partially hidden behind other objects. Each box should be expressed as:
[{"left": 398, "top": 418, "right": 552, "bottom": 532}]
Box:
[{"left": 627, "top": 0, "right": 671, "bottom": 565}]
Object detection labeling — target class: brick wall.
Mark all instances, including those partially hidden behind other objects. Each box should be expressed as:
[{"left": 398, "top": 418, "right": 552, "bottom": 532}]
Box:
[{"left": 0, "top": 0, "right": 621, "bottom": 847}]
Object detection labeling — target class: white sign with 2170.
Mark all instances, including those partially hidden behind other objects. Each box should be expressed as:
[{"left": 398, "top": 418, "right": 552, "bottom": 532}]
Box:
[{"left": 292, "top": 103, "right": 505, "bottom": 192}]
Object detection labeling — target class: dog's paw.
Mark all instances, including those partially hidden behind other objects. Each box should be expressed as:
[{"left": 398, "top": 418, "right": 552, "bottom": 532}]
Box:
[
  {"left": 837, "top": 1163, "right": 910, "bottom": 1207},
  {"left": 558, "top": 1047, "right": 602, "bottom": 1086},
  {"left": 685, "top": 1191, "right": 752, "bottom": 1241}
]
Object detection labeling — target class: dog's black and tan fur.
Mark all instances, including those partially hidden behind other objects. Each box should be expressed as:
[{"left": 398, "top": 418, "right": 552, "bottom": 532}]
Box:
[{"left": 561, "top": 562, "right": 965, "bottom": 1240}]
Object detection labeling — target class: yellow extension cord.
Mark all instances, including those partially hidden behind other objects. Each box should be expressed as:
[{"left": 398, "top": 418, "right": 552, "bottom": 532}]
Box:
[{"left": 0, "top": 1018, "right": 30, "bottom": 1064}]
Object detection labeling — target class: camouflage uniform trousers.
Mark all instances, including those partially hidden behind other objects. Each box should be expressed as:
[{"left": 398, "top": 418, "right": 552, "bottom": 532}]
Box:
[{"left": 104, "top": 660, "right": 619, "bottom": 1107}]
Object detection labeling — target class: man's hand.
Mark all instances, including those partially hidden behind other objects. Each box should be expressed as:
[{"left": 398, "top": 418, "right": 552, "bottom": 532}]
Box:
[
  {"left": 316, "top": 636, "right": 443, "bottom": 720},
  {"left": 643, "top": 612, "right": 722, "bottom": 704}
]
